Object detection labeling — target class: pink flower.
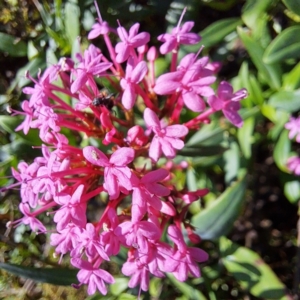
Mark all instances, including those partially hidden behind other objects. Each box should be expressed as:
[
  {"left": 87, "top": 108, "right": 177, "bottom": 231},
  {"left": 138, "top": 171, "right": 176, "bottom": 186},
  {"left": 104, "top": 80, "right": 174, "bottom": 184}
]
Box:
[
  {"left": 100, "top": 208, "right": 120, "bottom": 256},
  {"left": 53, "top": 185, "right": 87, "bottom": 231},
  {"left": 285, "top": 116, "right": 300, "bottom": 142},
  {"left": 11, "top": 161, "right": 39, "bottom": 208},
  {"left": 120, "top": 56, "right": 148, "bottom": 109},
  {"left": 88, "top": 20, "right": 110, "bottom": 39},
  {"left": 115, "top": 23, "right": 150, "bottom": 63},
  {"left": 83, "top": 146, "right": 135, "bottom": 199},
  {"left": 114, "top": 220, "right": 161, "bottom": 250},
  {"left": 18, "top": 203, "right": 47, "bottom": 233},
  {"left": 126, "top": 125, "right": 148, "bottom": 147},
  {"left": 157, "top": 11, "right": 200, "bottom": 54},
  {"left": 144, "top": 108, "right": 189, "bottom": 161},
  {"left": 30, "top": 106, "right": 61, "bottom": 140},
  {"left": 207, "top": 81, "right": 247, "bottom": 128},
  {"left": 287, "top": 156, "right": 300, "bottom": 175},
  {"left": 71, "top": 223, "right": 109, "bottom": 261},
  {"left": 165, "top": 225, "right": 208, "bottom": 281},
  {"left": 123, "top": 260, "right": 150, "bottom": 292},
  {"left": 71, "top": 45, "right": 112, "bottom": 93},
  {"left": 50, "top": 224, "right": 82, "bottom": 256},
  {"left": 23, "top": 71, "right": 51, "bottom": 107},
  {"left": 14, "top": 101, "right": 34, "bottom": 135},
  {"left": 71, "top": 258, "right": 115, "bottom": 295},
  {"left": 154, "top": 53, "right": 216, "bottom": 112},
  {"left": 131, "top": 169, "right": 174, "bottom": 222}
]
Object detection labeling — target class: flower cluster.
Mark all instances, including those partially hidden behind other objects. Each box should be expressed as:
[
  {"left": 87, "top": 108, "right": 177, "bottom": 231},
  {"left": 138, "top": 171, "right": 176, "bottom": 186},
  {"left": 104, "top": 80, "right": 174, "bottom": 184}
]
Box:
[{"left": 6, "top": 4, "right": 247, "bottom": 296}]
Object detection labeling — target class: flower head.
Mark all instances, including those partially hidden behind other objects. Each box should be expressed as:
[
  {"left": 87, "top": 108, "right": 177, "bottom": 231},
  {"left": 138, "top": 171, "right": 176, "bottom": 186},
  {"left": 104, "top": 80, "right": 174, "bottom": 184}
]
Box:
[{"left": 144, "top": 108, "right": 189, "bottom": 161}]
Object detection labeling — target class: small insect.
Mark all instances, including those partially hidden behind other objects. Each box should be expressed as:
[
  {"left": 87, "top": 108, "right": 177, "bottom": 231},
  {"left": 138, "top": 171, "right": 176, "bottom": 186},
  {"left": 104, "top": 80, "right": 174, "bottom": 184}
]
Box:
[{"left": 92, "top": 88, "right": 115, "bottom": 111}]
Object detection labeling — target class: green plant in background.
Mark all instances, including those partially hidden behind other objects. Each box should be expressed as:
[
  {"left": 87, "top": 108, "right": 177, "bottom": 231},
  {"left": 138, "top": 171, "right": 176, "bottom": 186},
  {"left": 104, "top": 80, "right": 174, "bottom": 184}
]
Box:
[{"left": 0, "top": 0, "right": 299, "bottom": 299}]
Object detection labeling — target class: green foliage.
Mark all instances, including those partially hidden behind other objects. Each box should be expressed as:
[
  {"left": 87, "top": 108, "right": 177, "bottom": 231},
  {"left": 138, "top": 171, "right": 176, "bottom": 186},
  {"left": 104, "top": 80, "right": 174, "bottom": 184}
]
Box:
[
  {"left": 192, "top": 176, "right": 247, "bottom": 240},
  {"left": 220, "top": 237, "right": 290, "bottom": 299},
  {"left": 0, "top": 263, "right": 78, "bottom": 286}
]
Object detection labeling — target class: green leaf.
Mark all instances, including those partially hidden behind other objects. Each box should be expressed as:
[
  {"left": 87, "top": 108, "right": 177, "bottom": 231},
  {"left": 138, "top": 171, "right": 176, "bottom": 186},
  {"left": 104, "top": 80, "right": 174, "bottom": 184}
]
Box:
[
  {"left": 237, "top": 26, "right": 281, "bottom": 90},
  {"left": 179, "top": 145, "right": 227, "bottom": 157},
  {"left": 223, "top": 141, "right": 240, "bottom": 183},
  {"left": 200, "top": 18, "right": 242, "bottom": 48},
  {"left": 149, "top": 277, "right": 162, "bottom": 298},
  {"left": 261, "top": 104, "right": 277, "bottom": 123},
  {"left": 186, "top": 167, "right": 198, "bottom": 191},
  {"left": 248, "top": 75, "right": 265, "bottom": 106},
  {"left": 65, "top": 2, "right": 80, "bottom": 45},
  {"left": 27, "top": 40, "right": 39, "bottom": 60},
  {"left": 0, "top": 263, "right": 78, "bottom": 286},
  {"left": 238, "top": 62, "right": 254, "bottom": 108},
  {"left": 268, "top": 90, "right": 300, "bottom": 112},
  {"left": 237, "top": 117, "right": 255, "bottom": 159},
  {"left": 110, "top": 277, "right": 129, "bottom": 295},
  {"left": 0, "top": 116, "right": 40, "bottom": 145},
  {"left": 282, "top": 0, "right": 300, "bottom": 16},
  {"left": 273, "top": 130, "right": 290, "bottom": 172},
  {"left": 242, "top": 0, "right": 274, "bottom": 30},
  {"left": 118, "top": 294, "right": 138, "bottom": 300},
  {"left": 9, "top": 55, "right": 46, "bottom": 90},
  {"left": 220, "top": 237, "right": 291, "bottom": 299},
  {"left": 0, "top": 33, "right": 27, "bottom": 57},
  {"left": 283, "top": 62, "right": 300, "bottom": 91},
  {"left": 167, "top": 274, "right": 207, "bottom": 300},
  {"left": 264, "top": 26, "right": 300, "bottom": 64},
  {"left": 186, "top": 122, "right": 224, "bottom": 147},
  {"left": 192, "top": 176, "right": 247, "bottom": 240},
  {"left": 34, "top": 0, "right": 52, "bottom": 26},
  {"left": 284, "top": 180, "right": 300, "bottom": 204}
]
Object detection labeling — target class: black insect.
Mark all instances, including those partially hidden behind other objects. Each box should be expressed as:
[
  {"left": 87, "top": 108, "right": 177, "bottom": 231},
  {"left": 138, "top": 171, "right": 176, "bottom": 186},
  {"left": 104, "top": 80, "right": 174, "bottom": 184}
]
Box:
[{"left": 92, "top": 89, "right": 115, "bottom": 111}]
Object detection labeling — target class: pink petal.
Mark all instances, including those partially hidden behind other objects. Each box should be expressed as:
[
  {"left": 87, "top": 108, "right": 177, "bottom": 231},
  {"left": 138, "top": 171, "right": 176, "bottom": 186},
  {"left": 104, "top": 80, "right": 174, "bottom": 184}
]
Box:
[
  {"left": 223, "top": 102, "right": 243, "bottom": 127},
  {"left": 142, "top": 168, "right": 169, "bottom": 183},
  {"left": 144, "top": 108, "right": 160, "bottom": 128},
  {"left": 182, "top": 91, "right": 205, "bottom": 112},
  {"left": 149, "top": 137, "right": 161, "bottom": 162},
  {"left": 104, "top": 170, "right": 119, "bottom": 199},
  {"left": 131, "top": 32, "right": 150, "bottom": 47},
  {"left": 129, "top": 23, "right": 140, "bottom": 37},
  {"left": 89, "top": 62, "right": 113, "bottom": 75},
  {"left": 139, "top": 221, "right": 161, "bottom": 240},
  {"left": 131, "top": 61, "right": 148, "bottom": 83},
  {"left": 110, "top": 147, "right": 135, "bottom": 165},
  {"left": 159, "top": 38, "right": 176, "bottom": 54},
  {"left": 94, "top": 269, "right": 115, "bottom": 284},
  {"left": 131, "top": 203, "right": 145, "bottom": 222},
  {"left": 176, "top": 262, "right": 188, "bottom": 281},
  {"left": 70, "top": 184, "right": 84, "bottom": 204},
  {"left": 160, "top": 138, "right": 177, "bottom": 157},
  {"left": 146, "top": 183, "right": 170, "bottom": 196},
  {"left": 179, "top": 21, "right": 195, "bottom": 33},
  {"left": 165, "top": 124, "right": 188, "bottom": 138},
  {"left": 87, "top": 275, "right": 97, "bottom": 295},
  {"left": 157, "top": 33, "right": 172, "bottom": 42},
  {"left": 179, "top": 32, "right": 201, "bottom": 45},
  {"left": 189, "top": 247, "right": 209, "bottom": 262},
  {"left": 83, "top": 146, "right": 109, "bottom": 166},
  {"left": 159, "top": 201, "right": 176, "bottom": 216},
  {"left": 117, "top": 26, "right": 128, "bottom": 42},
  {"left": 122, "top": 85, "right": 136, "bottom": 110},
  {"left": 122, "top": 261, "right": 136, "bottom": 276},
  {"left": 218, "top": 81, "right": 233, "bottom": 100},
  {"left": 71, "top": 72, "right": 88, "bottom": 93},
  {"left": 207, "top": 95, "right": 223, "bottom": 110}
]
